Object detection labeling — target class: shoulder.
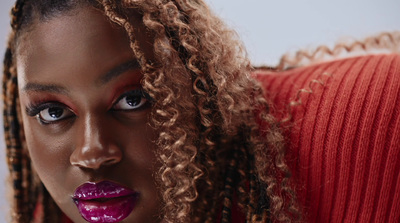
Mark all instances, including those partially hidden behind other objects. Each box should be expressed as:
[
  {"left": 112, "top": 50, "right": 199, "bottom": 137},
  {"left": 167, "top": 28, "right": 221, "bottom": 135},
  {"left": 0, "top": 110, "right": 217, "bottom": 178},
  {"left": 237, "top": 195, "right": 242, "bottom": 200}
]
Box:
[
  {"left": 254, "top": 53, "right": 400, "bottom": 121},
  {"left": 254, "top": 54, "right": 400, "bottom": 222}
]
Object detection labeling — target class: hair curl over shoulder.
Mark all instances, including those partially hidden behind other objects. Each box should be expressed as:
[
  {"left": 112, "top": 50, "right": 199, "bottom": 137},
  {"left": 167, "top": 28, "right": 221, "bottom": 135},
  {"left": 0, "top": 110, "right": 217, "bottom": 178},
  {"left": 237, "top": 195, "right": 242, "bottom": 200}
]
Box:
[{"left": 275, "top": 31, "right": 400, "bottom": 70}]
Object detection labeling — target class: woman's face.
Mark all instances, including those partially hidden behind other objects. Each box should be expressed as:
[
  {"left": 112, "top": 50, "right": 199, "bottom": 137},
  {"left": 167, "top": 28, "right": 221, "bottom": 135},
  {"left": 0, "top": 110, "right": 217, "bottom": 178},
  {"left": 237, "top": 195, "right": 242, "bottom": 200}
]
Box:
[{"left": 16, "top": 6, "right": 161, "bottom": 223}]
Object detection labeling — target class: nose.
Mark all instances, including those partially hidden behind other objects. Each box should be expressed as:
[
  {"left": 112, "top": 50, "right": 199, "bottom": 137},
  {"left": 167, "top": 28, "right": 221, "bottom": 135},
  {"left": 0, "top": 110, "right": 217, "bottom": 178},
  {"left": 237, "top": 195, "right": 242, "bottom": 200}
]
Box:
[{"left": 70, "top": 115, "right": 122, "bottom": 170}]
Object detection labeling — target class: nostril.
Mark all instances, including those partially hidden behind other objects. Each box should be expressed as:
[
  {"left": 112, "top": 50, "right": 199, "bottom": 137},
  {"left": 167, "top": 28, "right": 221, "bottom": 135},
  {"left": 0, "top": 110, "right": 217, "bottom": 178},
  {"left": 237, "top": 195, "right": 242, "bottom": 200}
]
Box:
[
  {"left": 70, "top": 156, "right": 121, "bottom": 170},
  {"left": 103, "top": 158, "right": 119, "bottom": 166},
  {"left": 70, "top": 144, "right": 122, "bottom": 170}
]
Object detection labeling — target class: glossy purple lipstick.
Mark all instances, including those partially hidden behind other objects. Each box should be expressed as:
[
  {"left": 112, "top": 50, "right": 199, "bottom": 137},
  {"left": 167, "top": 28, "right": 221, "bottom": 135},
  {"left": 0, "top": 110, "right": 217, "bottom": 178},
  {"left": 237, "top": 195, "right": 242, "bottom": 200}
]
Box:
[{"left": 73, "top": 181, "right": 138, "bottom": 223}]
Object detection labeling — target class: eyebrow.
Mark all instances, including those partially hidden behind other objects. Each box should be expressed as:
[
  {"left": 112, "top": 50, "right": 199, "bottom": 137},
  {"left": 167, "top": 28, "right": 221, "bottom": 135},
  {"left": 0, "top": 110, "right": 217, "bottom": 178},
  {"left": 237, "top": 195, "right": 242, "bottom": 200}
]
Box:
[
  {"left": 98, "top": 59, "right": 141, "bottom": 85},
  {"left": 22, "top": 83, "right": 68, "bottom": 94},
  {"left": 21, "top": 60, "right": 141, "bottom": 94}
]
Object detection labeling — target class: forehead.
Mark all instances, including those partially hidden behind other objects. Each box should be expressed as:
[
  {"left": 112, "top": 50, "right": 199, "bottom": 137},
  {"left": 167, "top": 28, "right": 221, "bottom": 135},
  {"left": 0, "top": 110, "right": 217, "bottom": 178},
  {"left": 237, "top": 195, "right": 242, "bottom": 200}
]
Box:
[
  {"left": 17, "top": 6, "right": 128, "bottom": 55},
  {"left": 16, "top": 6, "right": 134, "bottom": 85}
]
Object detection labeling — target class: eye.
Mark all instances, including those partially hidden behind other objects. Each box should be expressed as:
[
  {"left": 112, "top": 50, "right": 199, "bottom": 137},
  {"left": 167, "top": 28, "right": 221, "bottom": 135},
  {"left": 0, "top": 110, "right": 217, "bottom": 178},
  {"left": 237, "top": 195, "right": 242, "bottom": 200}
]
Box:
[
  {"left": 38, "top": 106, "right": 74, "bottom": 123},
  {"left": 26, "top": 102, "right": 75, "bottom": 125},
  {"left": 112, "top": 89, "right": 148, "bottom": 111}
]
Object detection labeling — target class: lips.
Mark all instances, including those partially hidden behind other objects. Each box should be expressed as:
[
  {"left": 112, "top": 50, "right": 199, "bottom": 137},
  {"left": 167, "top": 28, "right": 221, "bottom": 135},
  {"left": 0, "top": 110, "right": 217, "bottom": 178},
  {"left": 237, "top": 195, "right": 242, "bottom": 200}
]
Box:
[{"left": 73, "top": 181, "right": 138, "bottom": 223}]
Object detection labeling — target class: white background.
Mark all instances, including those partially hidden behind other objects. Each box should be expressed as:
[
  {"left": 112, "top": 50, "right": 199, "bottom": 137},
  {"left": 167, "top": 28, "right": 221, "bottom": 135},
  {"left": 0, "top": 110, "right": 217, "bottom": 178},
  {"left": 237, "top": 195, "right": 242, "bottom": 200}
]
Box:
[{"left": 0, "top": 0, "right": 399, "bottom": 221}]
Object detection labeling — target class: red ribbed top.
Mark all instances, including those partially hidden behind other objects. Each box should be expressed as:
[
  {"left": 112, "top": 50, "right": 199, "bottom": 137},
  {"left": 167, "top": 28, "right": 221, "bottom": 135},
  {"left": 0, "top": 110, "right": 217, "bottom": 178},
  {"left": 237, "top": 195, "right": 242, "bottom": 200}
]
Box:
[{"left": 255, "top": 54, "right": 400, "bottom": 222}]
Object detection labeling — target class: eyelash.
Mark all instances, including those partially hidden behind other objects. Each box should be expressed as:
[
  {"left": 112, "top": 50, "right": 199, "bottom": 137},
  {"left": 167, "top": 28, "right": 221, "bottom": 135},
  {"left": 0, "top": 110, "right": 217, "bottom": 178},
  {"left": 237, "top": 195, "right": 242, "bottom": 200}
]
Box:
[
  {"left": 111, "top": 89, "right": 152, "bottom": 111},
  {"left": 26, "top": 101, "right": 74, "bottom": 125},
  {"left": 26, "top": 101, "right": 65, "bottom": 118},
  {"left": 25, "top": 89, "right": 152, "bottom": 125}
]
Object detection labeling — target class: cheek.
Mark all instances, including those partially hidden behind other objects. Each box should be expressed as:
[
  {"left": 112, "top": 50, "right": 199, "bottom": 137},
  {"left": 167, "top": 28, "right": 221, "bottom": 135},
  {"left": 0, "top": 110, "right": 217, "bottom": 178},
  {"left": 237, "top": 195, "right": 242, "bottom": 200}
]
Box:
[
  {"left": 121, "top": 126, "right": 162, "bottom": 221},
  {"left": 121, "top": 123, "right": 159, "bottom": 178},
  {"left": 24, "top": 123, "right": 71, "bottom": 170},
  {"left": 127, "top": 127, "right": 157, "bottom": 161},
  {"left": 22, "top": 117, "right": 73, "bottom": 197}
]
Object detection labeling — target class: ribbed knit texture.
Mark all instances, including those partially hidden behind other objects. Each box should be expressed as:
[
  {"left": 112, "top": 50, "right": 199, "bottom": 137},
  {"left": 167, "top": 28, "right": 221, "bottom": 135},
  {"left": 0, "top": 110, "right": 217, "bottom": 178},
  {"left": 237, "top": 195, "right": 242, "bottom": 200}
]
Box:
[{"left": 255, "top": 54, "right": 400, "bottom": 223}]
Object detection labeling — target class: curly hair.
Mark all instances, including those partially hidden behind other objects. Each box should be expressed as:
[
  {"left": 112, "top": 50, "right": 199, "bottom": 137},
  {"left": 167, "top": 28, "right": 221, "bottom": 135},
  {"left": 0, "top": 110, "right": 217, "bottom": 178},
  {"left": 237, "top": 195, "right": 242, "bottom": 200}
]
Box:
[
  {"left": 3, "top": 0, "right": 299, "bottom": 222},
  {"left": 274, "top": 31, "right": 400, "bottom": 71}
]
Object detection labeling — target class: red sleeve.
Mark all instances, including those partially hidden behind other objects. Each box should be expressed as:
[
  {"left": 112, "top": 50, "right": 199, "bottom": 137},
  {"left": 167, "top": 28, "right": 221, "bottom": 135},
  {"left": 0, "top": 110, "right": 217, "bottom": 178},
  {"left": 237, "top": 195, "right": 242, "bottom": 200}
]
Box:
[{"left": 255, "top": 54, "right": 400, "bottom": 223}]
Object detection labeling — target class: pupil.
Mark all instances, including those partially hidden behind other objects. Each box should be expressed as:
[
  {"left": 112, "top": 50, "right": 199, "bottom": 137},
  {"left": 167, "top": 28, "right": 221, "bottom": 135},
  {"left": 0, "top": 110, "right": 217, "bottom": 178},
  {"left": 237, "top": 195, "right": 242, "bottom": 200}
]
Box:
[
  {"left": 126, "top": 96, "right": 141, "bottom": 107},
  {"left": 48, "top": 107, "right": 63, "bottom": 118}
]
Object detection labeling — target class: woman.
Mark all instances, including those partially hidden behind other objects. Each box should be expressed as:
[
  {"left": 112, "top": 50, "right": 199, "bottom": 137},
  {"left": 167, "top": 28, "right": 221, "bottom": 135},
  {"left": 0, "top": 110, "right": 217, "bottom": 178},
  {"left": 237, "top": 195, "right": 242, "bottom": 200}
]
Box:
[
  {"left": 3, "top": 0, "right": 299, "bottom": 222},
  {"left": 5, "top": 0, "right": 400, "bottom": 223}
]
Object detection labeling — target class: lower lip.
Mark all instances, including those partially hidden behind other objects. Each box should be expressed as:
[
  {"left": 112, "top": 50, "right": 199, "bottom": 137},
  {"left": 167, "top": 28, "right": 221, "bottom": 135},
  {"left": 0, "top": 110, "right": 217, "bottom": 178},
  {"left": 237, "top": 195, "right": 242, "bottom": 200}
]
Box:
[{"left": 74, "top": 195, "right": 137, "bottom": 223}]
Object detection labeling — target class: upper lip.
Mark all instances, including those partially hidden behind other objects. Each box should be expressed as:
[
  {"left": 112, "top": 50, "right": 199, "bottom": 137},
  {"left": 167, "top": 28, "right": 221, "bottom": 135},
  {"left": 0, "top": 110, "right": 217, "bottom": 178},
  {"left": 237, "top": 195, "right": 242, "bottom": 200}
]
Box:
[{"left": 73, "top": 181, "right": 136, "bottom": 200}]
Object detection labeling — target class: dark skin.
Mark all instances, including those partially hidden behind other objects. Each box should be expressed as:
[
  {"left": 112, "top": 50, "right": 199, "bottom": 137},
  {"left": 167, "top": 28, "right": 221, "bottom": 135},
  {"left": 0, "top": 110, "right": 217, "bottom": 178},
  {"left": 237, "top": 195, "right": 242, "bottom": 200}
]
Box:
[{"left": 16, "top": 6, "right": 162, "bottom": 223}]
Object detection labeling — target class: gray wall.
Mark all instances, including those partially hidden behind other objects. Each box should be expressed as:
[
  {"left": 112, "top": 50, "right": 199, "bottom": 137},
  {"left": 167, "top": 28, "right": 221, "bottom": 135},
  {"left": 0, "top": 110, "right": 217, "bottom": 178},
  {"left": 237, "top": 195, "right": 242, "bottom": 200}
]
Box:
[
  {"left": 0, "top": 1, "right": 14, "bottom": 221},
  {"left": 0, "top": 0, "right": 399, "bottom": 222},
  {"left": 209, "top": 0, "right": 400, "bottom": 65}
]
